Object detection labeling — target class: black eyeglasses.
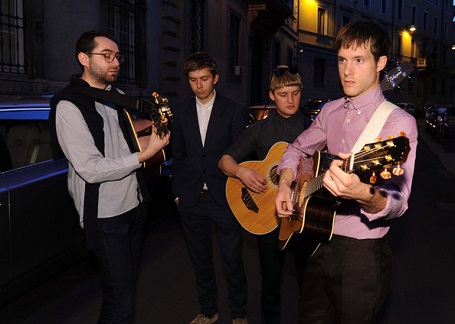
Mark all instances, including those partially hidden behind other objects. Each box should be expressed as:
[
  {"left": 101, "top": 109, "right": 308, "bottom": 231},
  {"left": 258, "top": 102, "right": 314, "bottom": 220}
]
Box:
[
  {"left": 271, "top": 66, "right": 298, "bottom": 78},
  {"left": 86, "top": 52, "right": 125, "bottom": 64}
]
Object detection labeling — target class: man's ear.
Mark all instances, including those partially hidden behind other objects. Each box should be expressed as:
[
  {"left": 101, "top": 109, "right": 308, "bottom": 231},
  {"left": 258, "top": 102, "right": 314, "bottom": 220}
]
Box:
[
  {"left": 213, "top": 74, "right": 219, "bottom": 85},
  {"left": 377, "top": 55, "right": 387, "bottom": 72},
  {"left": 269, "top": 90, "right": 275, "bottom": 101},
  {"left": 78, "top": 52, "right": 89, "bottom": 68}
]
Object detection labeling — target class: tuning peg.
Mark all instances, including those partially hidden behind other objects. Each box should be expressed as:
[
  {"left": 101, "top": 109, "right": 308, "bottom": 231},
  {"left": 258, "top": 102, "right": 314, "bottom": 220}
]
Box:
[
  {"left": 375, "top": 137, "right": 383, "bottom": 142},
  {"left": 393, "top": 164, "right": 404, "bottom": 176},
  {"left": 387, "top": 134, "right": 394, "bottom": 139},
  {"left": 369, "top": 172, "right": 377, "bottom": 184},
  {"left": 380, "top": 168, "right": 391, "bottom": 180},
  {"left": 398, "top": 131, "right": 407, "bottom": 137}
]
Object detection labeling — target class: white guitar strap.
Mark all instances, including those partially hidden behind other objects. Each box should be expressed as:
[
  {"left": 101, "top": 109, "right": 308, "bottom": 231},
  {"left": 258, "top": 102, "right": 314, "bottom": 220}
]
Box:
[{"left": 351, "top": 100, "right": 397, "bottom": 153}]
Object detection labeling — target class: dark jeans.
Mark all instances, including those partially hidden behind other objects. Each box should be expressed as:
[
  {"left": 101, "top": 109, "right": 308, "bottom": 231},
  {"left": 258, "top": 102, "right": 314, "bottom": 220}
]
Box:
[
  {"left": 93, "top": 203, "right": 147, "bottom": 324},
  {"left": 257, "top": 228, "right": 307, "bottom": 324},
  {"left": 299, "top": 234, "right": 392, "bottom": 324},
  {"left": 178, "top": 195, "right": 247, "bottom": 319}
]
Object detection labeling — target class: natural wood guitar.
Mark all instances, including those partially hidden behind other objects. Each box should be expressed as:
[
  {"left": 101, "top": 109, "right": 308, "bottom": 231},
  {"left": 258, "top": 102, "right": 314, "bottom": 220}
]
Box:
[
  {"left": 226, "top": 141, "right": 287, "bottom": 235},
  {"left": 225, "top": 62, "right": 413, "bottom": 236},
  {"left": 279, "top": 135, "right": 410, "bottom": 256}
]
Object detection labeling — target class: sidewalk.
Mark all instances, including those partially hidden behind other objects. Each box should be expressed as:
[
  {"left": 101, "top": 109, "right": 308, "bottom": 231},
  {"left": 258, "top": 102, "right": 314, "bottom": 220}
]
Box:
[{"left": 416, "top": 118, "right": 455, "bottom": 178}]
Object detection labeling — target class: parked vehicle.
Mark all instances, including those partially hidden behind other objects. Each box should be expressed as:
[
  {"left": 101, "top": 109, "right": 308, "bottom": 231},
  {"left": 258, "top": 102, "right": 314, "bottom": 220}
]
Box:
[
  {"left": 0, "top": 95, "right": 86, "bottom": 306},
  {"left": 300, "top": 99, "right": 331, "bottom": 120},
  {"left": 247, "top": 103, "right": 277, "bottom": 124},
  {"left": 396, "top": 102, "right": 416, "bottom": 116},
  {"left": 425, "top": 105, "right": 449, "bottom": 139}
]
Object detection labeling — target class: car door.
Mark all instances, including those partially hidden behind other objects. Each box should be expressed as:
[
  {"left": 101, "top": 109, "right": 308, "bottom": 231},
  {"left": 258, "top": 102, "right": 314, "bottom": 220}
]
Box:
[
  {"left": 4, "top": 159, "right": 83, "bottom": 279},
  {"left": 0, "top": 173, "right": 10, "bottom": 287},
  {"left": 0, "top": 108, "right": 85, "bottom": 303}
]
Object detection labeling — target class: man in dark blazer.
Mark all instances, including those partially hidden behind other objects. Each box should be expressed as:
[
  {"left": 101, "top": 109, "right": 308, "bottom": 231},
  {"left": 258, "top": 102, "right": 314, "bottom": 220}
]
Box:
[{"left": 172, "top": 52, "right": 249, "bottom": 324}]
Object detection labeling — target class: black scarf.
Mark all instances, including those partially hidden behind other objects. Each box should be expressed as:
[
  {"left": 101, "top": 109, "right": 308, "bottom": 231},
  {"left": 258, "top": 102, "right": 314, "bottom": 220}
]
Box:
[{"left": 49, "top": 75, "right": 149, "bottom": 250}]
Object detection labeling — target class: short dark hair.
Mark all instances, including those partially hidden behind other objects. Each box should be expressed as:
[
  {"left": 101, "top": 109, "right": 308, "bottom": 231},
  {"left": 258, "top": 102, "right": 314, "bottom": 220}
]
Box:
[
  {"left": 183, "top": 52, "right": 219, "bottom": 78},
  {"left": 334, "top": 21, "right": 391, "bottom": 63},
  {"left": 75, "top": 30, "right": 117, "bottom": 69}
]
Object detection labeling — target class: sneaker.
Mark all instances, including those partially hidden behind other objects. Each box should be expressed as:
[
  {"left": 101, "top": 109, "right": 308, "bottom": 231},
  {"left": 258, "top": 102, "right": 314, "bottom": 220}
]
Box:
[
  {"left": 232, "top": 318, "right": 248, "bottom": 324},
  {"left": 190, "top": 313, "right": 219, "bottom": 324}
]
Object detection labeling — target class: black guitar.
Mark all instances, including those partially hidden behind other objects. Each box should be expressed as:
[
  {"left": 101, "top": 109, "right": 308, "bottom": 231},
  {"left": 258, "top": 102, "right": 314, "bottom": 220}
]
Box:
[{"left": 279, "top": 135, "right": 410, "bottom": 256}]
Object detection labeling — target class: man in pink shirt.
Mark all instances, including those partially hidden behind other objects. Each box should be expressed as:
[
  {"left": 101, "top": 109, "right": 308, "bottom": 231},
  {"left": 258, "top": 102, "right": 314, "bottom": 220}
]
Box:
[{"left": 275, "top": 21, "right": 418, "bottom": 323}]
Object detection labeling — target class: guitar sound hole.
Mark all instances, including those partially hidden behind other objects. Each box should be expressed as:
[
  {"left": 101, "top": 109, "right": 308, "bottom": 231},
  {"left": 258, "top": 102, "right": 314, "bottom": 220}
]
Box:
[{"left": 270, "top": 166, "right": 279, "bottom": 185}]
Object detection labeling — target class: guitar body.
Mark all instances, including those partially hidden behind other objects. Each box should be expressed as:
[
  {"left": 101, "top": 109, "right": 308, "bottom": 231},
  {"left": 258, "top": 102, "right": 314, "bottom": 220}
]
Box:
[
  {"left": 278, "top": 153, "right": 338, "bottom": 255},
  {"left": 123, "top": 109, "right": 166, "bottom": 172},
  {"left": 226, "top": 141, "right": 287, "bottom": 235},
  {"left": 278, "top": 136, "right": 410, "bottom": 255}
]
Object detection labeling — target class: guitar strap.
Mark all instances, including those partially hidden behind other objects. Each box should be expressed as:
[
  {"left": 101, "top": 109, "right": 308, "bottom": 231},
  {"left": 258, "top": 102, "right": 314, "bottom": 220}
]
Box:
[
  {"left": 69, "top": 84, "right": 152, "bottom": 112},
  {"left": 351, "top": 100, "right": 397, "bottom": 153}
]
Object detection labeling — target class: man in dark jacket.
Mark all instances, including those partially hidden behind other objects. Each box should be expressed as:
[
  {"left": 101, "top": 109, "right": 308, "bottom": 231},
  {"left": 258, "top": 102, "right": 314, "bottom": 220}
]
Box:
[{"left": 172, "top": 52, "right": 248, "bottom": 324}]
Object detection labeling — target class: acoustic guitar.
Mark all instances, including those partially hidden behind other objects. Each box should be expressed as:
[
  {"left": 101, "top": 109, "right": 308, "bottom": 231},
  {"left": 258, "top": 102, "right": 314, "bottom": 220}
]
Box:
[
  {"left": 226, "top": 141, "right": 287, "bottom": 234},
  {"left": 123, "top": 92, "right": 172, "bottom": 173},
  {"left": 278, "top": 135, "right": 410, "bottom": 256},
  {"left": 225, "top": 62, "right": 414, "bottom": 235}
]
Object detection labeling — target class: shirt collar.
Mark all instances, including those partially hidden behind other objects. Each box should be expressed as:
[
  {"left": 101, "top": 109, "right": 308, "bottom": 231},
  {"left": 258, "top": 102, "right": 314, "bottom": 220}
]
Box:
[
  {"left": 196, "top": 89, "right": 216, "bottom": 109},
  {"left": 343, "top": 85, "right": 383, "bottom": 112}
]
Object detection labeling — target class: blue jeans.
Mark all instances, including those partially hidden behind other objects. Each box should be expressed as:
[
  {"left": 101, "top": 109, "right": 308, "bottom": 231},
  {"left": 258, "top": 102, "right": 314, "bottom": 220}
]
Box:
[{"left": 93, "top": 203, "right": 146, "bottom": 324}]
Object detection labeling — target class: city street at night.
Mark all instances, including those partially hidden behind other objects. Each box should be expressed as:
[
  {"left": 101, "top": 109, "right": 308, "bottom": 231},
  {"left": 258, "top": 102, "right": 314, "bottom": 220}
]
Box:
[{"left": 1, "top": 118, "right": 455, "bottom": 323}]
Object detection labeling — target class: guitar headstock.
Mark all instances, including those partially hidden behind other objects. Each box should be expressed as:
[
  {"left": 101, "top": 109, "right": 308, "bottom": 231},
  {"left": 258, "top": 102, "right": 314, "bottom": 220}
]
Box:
[
  {"left": 146, "top": 92, "right": 173, "bottom": 137},
  {"left": 345, "top": 135, "right": 410, "bottom": 184},
  {"left": 380, "top": 62, "right": 414, "bottom": 92}
]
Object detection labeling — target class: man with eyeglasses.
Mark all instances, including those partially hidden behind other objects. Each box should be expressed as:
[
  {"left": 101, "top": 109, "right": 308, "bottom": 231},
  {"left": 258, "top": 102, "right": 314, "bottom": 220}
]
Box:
[
  {"left": 49, "top": 30, "right": 170, "bottom": 323},
  {"left": 219, "top": 65, "right": 311, "bottom": 323}
]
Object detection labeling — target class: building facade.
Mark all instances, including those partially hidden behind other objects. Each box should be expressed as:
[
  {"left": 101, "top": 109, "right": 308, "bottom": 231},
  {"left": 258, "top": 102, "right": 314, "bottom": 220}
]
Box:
[{"left": 0, "top": 0, "right": 454, "bottom": 109}]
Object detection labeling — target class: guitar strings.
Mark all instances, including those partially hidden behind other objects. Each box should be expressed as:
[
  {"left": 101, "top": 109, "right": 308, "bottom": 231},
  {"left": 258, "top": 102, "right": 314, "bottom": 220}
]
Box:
[{"left": 242, "top": 141, "right": 396, "bottom": 206}]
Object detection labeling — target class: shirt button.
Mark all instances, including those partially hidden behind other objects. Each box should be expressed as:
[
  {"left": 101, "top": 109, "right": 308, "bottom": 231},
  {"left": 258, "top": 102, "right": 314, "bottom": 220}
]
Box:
[{"left": 341, "top": 139, "right": 345, "bottom": 144}]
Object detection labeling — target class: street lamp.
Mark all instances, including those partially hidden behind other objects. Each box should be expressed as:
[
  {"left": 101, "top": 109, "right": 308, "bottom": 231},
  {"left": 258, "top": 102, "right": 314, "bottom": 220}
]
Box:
[
  {"left": 452, "top": 44, "right": 455, "bottom": 51},
  {"left": 406, "top": 24, "right": 416, "bottom": 32}
]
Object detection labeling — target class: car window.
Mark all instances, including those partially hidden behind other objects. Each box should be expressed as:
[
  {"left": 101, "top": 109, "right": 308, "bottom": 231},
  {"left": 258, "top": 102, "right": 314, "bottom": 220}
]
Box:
[{"left": 0, "top": 119, "right": 52, "bottom": 172}]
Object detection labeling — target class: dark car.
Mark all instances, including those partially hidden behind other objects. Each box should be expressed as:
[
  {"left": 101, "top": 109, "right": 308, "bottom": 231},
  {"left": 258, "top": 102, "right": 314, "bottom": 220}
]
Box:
[
  {"left": 247, "top": 103, "right": 277, "bottom": 124},
  {"left": 396, "top": 102, "right": 416, "bottom": 116},
  {"left": 301, "top": 99, "right": 331, "bottom": 120},
  {"left": 0, "top": 95, "right": 86, "bottom": 306}
]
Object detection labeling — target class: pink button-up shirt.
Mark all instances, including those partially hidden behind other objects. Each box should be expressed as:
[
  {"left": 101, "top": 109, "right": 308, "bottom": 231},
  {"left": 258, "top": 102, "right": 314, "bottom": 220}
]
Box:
[{"left": 277, "top": 85, "right": 418, "bottom": 239}]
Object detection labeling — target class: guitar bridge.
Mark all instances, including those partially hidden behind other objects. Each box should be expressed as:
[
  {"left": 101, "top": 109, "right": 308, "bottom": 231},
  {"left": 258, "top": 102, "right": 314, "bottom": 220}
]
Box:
[{"left": 241, "top": 187, "right": 259, "bottom": 213}]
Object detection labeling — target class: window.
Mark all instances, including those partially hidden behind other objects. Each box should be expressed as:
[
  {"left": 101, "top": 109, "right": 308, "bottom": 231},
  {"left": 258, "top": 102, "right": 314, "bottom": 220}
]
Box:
[
  {"left": 287, "top": 46, "right": 293, "bottom": 67},
  {"left": 395, "top": 33, "right": 402, "bottom": 55},
  {"left": 229, "top": 11, "right": 240, "bottom": 77},
  {"left": 0, "top": 0, "right": 24, "bottom": 73},
  {"left": 106, "top": 0, "right": 136, "bottom": 85},
  {"left": 189, "top": 0, "right": 205, "bottom": 55},
  {"left": 397, "top": 0, "right": 403, "bottom": 20},
  {"left": 381, "top": 0, "right": 387, "bottom": 15},
  {"left": 411, "top": 6, "right": 417, "bottom": 25},
  {"left": 317, "top": 8, "right": 326, "bottom": 35},
  {"left": 423, "top": 11, "right": 428, "bottom": 31},
  {"left": 433, "top": 17, "right": 438, "bottom": 35},
  {"left": 272, "top": 39, "right": 281, "bottom": 68},
  {"left": 0, "top": 111, "right": 51, "bottom": 171},
  {"left": 314, "top": 58, "right": 325, "bottom": 87}
]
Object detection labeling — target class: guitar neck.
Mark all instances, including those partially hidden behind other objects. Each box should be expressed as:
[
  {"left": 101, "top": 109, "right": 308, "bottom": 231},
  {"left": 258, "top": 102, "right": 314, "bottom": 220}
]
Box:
[{"left": 303, "top": 172, "right": 325, "bottom": 198}]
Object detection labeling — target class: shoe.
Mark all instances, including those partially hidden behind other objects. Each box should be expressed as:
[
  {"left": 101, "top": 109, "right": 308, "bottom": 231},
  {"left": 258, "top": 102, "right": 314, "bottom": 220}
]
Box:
[
  {"left": 190, "top": 313, "right": 219, "bottom": 324},
  {"left": 232, "top": 318, "right": 248, "bottom": 324}
]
